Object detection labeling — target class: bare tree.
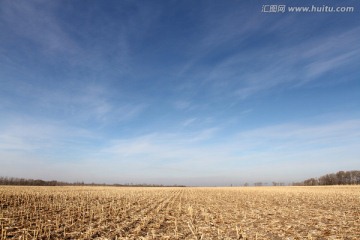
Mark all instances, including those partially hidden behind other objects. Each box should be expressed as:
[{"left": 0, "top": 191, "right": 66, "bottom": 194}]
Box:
[{"left": 296, "top": 170, "right": 360, "bottom": 186}]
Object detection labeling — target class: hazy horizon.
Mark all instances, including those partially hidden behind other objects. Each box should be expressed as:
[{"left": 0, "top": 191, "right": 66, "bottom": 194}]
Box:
[{"left": 1, "top": 0, "right": 360, "bottom": 185}]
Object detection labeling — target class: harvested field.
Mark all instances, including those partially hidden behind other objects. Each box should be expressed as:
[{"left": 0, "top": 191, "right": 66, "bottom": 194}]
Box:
[{"left": 0, "top": 186, "right": 359, "bottom": 239}]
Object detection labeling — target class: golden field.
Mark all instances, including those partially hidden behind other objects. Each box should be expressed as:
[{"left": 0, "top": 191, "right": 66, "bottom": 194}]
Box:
[{"left": 0, "top": 186, "right": 359, "bottom": 239}]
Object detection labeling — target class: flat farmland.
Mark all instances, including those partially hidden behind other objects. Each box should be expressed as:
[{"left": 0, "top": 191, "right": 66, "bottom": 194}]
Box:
[{"left": 0, "top": 186, "right": 359, "bottom": 239}]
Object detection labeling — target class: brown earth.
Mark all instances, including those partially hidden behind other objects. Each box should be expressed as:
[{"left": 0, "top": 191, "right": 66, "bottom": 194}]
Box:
[{"left": 0, "top": 186, "right": 359, "bottom": 239}]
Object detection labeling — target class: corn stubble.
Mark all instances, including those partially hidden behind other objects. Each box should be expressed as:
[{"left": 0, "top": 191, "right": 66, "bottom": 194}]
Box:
[{"left": 0, "top": 186, "right": 359, "bottom": 239}]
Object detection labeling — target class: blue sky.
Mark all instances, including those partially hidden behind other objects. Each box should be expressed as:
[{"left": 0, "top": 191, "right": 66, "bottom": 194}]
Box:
[{"left": 1, "top": 0, "right": 359, "bottom": 185}]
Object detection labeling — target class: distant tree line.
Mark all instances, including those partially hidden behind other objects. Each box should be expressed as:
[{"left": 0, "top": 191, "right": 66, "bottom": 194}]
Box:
[
  {"left": 0, "top": 177, "right": 70, "bottom": 186},
  {"left": 0, "top": 177, "right": 186, "bottom": 187},
  {"left": 293, "top": 170, "right": 360, "bottom": 186}
]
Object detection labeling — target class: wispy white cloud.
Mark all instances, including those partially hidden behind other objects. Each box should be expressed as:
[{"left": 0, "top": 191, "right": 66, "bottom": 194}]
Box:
[
  {"left": 232, "top": 27, "right": 360, "bottom": 98},
  {"left": 234, "top": 119, "right": 360, "bottom": 153},
  {"left": 173, "top": 100, "right": 192, "bottom": 110},
  {"left": 0, "top": 0, "right": 78, "bottom": 54},
  {"left": 175, "top": 16, "right": 360, "bottom": 100},
  {"left": 0, "top": 0, "right": 165, "bottom": 77},
  {"left": 72, "top": 84, "right": 147, "bottom": 124},
  {"left": 102, "top": 118, "right": 360, "bottom": 166},
  {"left": 1, "top": 113, "right": 359, "bottom": 183},
  {"left": 186, "top": 127, "right": 218, "bottom": 143},
  {"left": 95, "top": 128, "right": 224, "bottom": 180},
  {"left": 182, "top": 118, "right": 197, "bottom": 127},
  {"left": 0, "top": 117, "right": 97, "bottom": 153},
  {"left": 198, "top": 5, "right": 264, "bottom": 50},
  {"left": 0, "top": 79, "right": 147, "bottom": 126}
]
